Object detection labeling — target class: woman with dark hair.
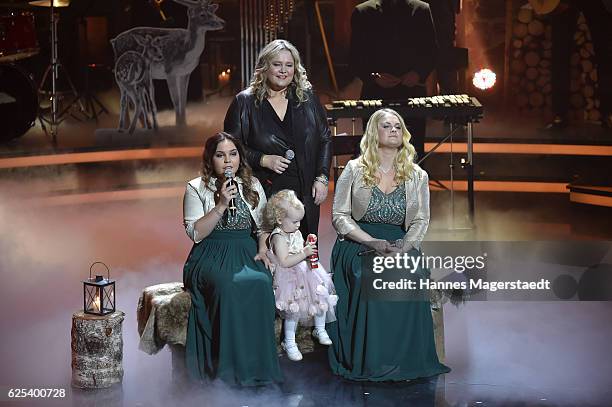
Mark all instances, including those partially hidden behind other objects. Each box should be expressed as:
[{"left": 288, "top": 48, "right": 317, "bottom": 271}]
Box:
[
  {"left": 224, "top": 39, "right": 332, "bottom": 238},
  {"left": 182, "top": 132, "right": 281, "bottom": 386}
]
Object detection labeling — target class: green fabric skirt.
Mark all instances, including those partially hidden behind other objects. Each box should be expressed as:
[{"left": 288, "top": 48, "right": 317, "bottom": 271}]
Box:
[
  {"left": 183, "top": 229, "right": 282, "bottom": 386},
  {"left": 328, "top": 222, "right": 450, "bottom": 381}
]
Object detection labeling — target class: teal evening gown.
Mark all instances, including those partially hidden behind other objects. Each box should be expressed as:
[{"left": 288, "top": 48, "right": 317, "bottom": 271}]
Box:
[
  {"left": 183, "top": 195, "right": 282, "bottom": 386},
  {"left": 328, "top": 185, "right": 450, "bottom": 381}
]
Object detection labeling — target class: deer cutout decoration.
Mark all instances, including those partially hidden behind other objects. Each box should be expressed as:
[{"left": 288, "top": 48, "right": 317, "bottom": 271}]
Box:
[
  {"left": 111, "top": 0, "right": 224, "bottom": 127},
  {"left": 115, "top": 35, "right": 163, "bottom": 134}
]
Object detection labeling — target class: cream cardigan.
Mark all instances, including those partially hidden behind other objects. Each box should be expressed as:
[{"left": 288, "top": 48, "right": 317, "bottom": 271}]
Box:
[
  {"left": 183, "top": 176, "right": 267, "bottom": 243},
  {"left": 331, "top": 159, "right": 430, "bottom": 250}
]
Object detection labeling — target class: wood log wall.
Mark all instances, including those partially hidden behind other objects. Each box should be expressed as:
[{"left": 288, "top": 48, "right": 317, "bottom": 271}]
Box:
[{"left": 509, "top": 3, "right": 601, "bottom": 121}]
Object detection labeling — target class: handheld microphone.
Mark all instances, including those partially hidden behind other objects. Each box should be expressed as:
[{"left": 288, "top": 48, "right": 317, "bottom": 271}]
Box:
[
  {"left": 357, "top": 239, "right": 404, "bottom": 256},
  {"left": 285, "top": 149, "right": 295, "bottom": 161},
  {"left": 224, "top": 169, "right": 238, "bottom": 216}
]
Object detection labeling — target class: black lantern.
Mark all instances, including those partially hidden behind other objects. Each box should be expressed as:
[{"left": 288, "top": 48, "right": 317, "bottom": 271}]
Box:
[{"left": 83, "top": 262, "right": 116, "bottom": 315}]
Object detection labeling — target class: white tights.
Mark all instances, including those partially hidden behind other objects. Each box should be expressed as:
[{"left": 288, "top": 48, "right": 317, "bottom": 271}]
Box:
[{"left": 284, "top": 312, "right": 327, "bottom": 344}]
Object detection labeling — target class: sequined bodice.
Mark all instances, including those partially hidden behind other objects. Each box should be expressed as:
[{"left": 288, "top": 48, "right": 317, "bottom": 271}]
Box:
[
  {"left": 360, "top": 184, "right": 406, "bottom": 225},
  {"left": 214, "top": 194, "right": 252, "bottom": 231}
]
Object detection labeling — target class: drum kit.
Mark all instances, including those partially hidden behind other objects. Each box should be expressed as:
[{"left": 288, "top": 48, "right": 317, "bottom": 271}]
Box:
[{"left": 1, "top": 0, "right": 92, "bottom": 143}]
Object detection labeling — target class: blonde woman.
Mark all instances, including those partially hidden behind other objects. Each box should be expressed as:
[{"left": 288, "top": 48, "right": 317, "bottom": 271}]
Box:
[
  {"left": 328, "top": 108, "right": 450, "bottom": 381},
  {"left": 224, "top": 39, "right": 331, "bottom": 238}
]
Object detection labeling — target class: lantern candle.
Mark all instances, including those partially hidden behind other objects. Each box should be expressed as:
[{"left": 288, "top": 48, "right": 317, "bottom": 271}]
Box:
[
  {"left": 93, "top": 294, "right": 101, "bottom": 312},
  {"left": 83, "top": 262, "right": 116, "bottom": 316}
]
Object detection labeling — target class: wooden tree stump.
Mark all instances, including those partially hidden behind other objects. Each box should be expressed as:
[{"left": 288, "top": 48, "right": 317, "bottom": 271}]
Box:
[
  {"left": 528, "top": 20, "right": 544, "bottom": 36},
  {"left": 525, "top": 51, "right": 540, "bottom": 67},
  {"left": 71, "top": 311, "right": 125, "bottom": 389},
  {"left": 536, "top": 76, "right": 549, "bottom": 87},
  {"left": 580, "top": 48, "right": 592, "bottom": 59},
  {"left": 529, "top": 92, "right": 544, "bottom": 108},
  {"left": 526, "top": 67, "right": 539, "bottom": 80},
  {"left": 514, "top": 23, "right": 528, "bottom": 38},
  {"left": 517, "top": 7, "right": 532, "bottom": 24},
  {"left": 511, "top": 59, "right": 526, "bottom": 74},
  {"left": 587, "top": 110, "right": 601, "bottom": 121}
]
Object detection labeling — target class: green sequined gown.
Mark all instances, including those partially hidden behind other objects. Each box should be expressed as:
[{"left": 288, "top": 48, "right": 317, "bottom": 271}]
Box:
[
  {"left": 328, "top": 185, "right": 450, "bottom": 381},
  {"left": 183, "top": 195, "right": 282, "bottom": 386}
]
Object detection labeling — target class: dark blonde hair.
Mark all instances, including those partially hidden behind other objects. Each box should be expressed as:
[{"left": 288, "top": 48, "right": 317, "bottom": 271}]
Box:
[
  {"left": 262, "top": 189, "right": 304, "bottom": 232},
  {"left": 201, "top": 132, "right": 259, "bottom": 208},
  {"left": 249, "top": 39, "right": 311, "bottom": 104}
]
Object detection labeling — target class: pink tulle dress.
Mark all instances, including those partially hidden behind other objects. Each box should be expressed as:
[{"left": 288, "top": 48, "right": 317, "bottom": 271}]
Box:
[{"left": 268, "top": 228, "right": 338, "bottom": 325}]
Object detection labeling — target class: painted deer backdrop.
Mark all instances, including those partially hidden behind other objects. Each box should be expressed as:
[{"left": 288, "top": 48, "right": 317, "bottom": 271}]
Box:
[{"left": 111, "top": 0, "right": 224, "bottom": 132}]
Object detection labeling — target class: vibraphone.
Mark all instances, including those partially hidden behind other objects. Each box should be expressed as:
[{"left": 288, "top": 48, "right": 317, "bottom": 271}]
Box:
[
  {"left": 325, "top": 94, "right": 483, "bottom": 122},
  {"left": 326, "top": 95, "right": 484, "bottom": 227}
]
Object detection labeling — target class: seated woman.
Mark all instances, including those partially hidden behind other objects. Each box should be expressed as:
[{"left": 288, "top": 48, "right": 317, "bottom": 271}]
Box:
[
  {"left": 182, "top": 132, "right": 282, "bottom": 386},
  {"left": 328, "top": 108, "right": 450, "bottom": 381}
]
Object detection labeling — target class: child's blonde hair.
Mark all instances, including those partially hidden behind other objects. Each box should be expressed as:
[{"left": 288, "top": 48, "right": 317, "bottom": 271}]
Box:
[{"left": 263, "top": 189, "right": 304, "bottom": 232}]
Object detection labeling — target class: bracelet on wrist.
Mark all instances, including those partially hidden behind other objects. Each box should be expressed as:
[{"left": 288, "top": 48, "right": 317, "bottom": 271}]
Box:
[
  {"left": 315, "top": 174, "right": 329, "bottom": 186},
  {"left": 259, "top": 155, "right": 266, "bottom": 168}
]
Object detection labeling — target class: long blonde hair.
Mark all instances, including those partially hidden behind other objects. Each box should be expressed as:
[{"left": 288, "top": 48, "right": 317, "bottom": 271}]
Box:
[
  {"left": 359, "top": 108, "right": 416, "bottom": 187},
  {"left": 249, "top": 39, "right": 311, "bottom": 105},
  {"left": 262, "top": 189, "right": 304, "bottom": 232}
]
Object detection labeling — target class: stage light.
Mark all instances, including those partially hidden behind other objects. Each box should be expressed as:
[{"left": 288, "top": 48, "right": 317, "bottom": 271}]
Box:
[{"left": 472, "top": 68, "right": 496, "bottom": 90}]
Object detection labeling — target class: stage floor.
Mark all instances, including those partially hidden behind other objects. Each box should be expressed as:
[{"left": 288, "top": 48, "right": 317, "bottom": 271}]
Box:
[
  {"left": 1, "top": 172, "right": 611, "bottom": 406},
  {"left": 1, "top": 94, "right": 611, "bottom": 406}
]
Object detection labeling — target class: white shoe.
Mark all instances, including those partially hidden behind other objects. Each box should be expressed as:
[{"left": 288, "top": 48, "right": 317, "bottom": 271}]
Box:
[
  {"left": 312, "top": 329, "right": 332, "bottom": 345},
  {"left": 282, "top": 341, "right": 303, "bottom": 361}
]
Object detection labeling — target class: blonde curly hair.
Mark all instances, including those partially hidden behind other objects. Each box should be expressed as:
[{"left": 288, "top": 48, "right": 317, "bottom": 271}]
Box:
[
  {"left": 262, "top": 189, "right": 304, "bottom": 232},
  {"left": 359, "top": 108, "right": 416, "bottom": 187},
  {"left": 249, "top": 39, "right": 312, "bottom": 105}
]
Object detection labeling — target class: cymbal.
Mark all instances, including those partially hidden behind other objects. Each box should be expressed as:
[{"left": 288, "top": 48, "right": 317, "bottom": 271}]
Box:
[{"left": 28, "top": 0, "right": 70, "bottom": 7}]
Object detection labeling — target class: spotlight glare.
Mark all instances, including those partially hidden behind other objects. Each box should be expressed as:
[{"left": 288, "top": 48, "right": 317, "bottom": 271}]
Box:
[{"left": 473, "top": 68, "right": 496, "bottom": 90}]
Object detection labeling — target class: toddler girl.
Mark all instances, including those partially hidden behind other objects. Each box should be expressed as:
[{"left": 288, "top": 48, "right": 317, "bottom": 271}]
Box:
[{"left": 264, "top": 190, "right": 337, "bottom": 361}]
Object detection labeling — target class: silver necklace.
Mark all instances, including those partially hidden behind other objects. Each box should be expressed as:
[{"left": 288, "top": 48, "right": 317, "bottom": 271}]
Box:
[{"left": 379, "top": 165, "right": 393, "bottom": 174}]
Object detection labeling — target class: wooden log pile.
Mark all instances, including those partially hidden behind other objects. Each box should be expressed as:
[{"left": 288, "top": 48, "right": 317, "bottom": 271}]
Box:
[{"left": 508, "top": 3, "right": 601, "bottom": 121}]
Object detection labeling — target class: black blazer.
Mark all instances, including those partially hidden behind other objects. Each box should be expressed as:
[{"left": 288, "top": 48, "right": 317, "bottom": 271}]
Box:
[
  {"left": 350, "top": 0, "right": 438, "bottom": 98},
  {"left": 223, "top": 87, "right": 332, "bottom": 234}
]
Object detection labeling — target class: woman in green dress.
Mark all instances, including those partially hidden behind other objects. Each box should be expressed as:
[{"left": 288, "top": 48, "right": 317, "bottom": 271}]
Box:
[
  {"left": 182, "top": 132, "right": 282, "bottom": 386},
  {"left": 328, "top": 108, "right": 450, "bottom": 381}
]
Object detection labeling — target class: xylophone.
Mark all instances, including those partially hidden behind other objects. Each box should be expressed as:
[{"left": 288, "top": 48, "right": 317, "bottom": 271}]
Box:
[{"left": 325, "top": 94, "right": 483, "bottom": 122}]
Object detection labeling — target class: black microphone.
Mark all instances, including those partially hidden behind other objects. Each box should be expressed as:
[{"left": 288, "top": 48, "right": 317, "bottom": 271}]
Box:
[{"left": 224, "top": 169, "right": 238, "bottom": 216}]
